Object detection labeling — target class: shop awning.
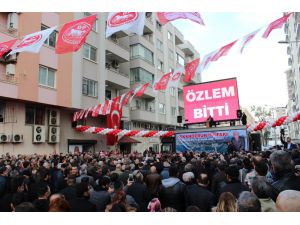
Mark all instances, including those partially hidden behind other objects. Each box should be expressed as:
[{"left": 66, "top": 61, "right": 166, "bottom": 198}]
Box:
[{"left": 118, "top": 136, "right": 141, "bottom": 144}]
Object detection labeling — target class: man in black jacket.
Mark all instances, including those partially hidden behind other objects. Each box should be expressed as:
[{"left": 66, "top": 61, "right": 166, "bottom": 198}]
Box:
[
  {"left": 184, "top": 173, "right": 216, "bottom": 212},
  {"left": 270, "top": 150, "right": 300, "bottom": 193},
  {"left": 89, "top": 176, "right": 111, "bottom": 212},
  {"left": 220, "top": 165, "right": 249, "bottom": 198},
  {"left": 159, "top": 166, "right": 186, "bottom": 212},
  {"left": 69, "top": 182, "right": 96, "bottom": 212},
  {"left": 280, "top": 135, "right": 297, "bottom": 151}
]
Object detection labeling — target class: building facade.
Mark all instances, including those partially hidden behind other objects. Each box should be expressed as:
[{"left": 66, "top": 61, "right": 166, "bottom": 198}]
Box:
[
  {"left": 0, "top": 12, "right": 200, "bottom": 155},
  {"left": 284, "top": 12, "right": 300, "bottom": 141}
]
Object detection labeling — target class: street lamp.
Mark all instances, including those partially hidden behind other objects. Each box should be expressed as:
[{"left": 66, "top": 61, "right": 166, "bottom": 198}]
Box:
[{"left": 278, "top": 40, "right": 300, "bottom": 44}]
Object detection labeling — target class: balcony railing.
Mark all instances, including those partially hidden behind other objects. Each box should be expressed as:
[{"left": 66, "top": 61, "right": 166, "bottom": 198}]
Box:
[
  {"left": 106, "top": 67, "right": 129, "bottom": 78},
  {"left": 0, "top": 73, "right": 18, "bottom": 84},
  {"left": 131, "top": 105, "right": 155, "bottom": 113},
  {"left": 107, "top": 38, "right": 130, "bottom": 51}
]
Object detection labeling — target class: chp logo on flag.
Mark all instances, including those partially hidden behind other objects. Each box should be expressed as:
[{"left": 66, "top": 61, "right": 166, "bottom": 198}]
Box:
[
  {"left": 108, "top": 12, "right": 139, "bottom": 27},
  {"left": 16, "top": 35, "right": 42, "bottom": 48},
  {"left": 172, "top": 71, "right": 181, "bottom": 81},
  {"left": 62, "top": 22, "right": 92, "bottom": 45}
]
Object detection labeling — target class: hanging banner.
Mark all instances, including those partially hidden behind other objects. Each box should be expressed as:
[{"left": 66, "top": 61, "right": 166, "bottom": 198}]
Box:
[
  {"left": 262, "top": 13, "right": 292, "bottom": 38},
  {"left": 184, "top": 78, "right": 240, "bottom": 124},
  {"left": 176, "top": 128, "right": 248, "bottom": 153},
  {"left": 153, "top": 72, "right": 172, "bottom": 92},
  {"left": 157, "top": 12, "right": 205, "bottom": 25},
  {"left": 106, "top": 12, "right": 146, "bottom": 38},
  {"left": 0, "top": 39, "right": 18, "bottom": 58},
  {"left": 169, "top": 66, "right": 185, "bottom": 87},
  {"left": 55, "top": 14, "right": 97, "bottom": 54},
  {"left": 107, "top": 96, "right": 122, "bottom": 146},
  {"left": 183, "top": 58, "right": 200, "bottom": 82},
  {"left": 9, "top": 26, "right": 57, "bottom": 55}
]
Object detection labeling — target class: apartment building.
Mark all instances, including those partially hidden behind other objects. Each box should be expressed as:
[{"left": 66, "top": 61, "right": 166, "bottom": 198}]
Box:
[
  {"left": 0, "top": 12, "right": 200, "bottom": 155},
  {"left": 284, "top": 12, "right": 300, "bottom": 140}
]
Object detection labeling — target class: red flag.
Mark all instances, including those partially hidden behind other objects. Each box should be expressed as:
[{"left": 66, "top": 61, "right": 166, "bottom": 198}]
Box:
[
  {"left": 240, "top": 29, "right": 260, "bottom": 54},
  {"left": 157, "top": 12, "right": 205, "bottom": 25},
  {"left": 262, "top": 13, "right": 292, "bottom": 38},
  {"left": 183, "top": 58, "right": 200, "bottom": 82},
  {"left": 100, "top": 100, "right": 109, "bottom": 115},
  {"left": 0, "top": 39, "right": 18, "bottom": 58},
  {"left": 91, "top": 104, "right": 101, "bottom": 117},
  {"left": 107, "top": 96, "right": 122, "bottom": 146},
  {"left": 135, "top": 83, "right": 149, "bottom": 97},
  {"left": 211, "top": 40, "right": 238, "bottom": 61},
  {"left": 56, "top": 14, "right": 97, "bottom": 54},
  {"left": 79, "top": 110, "right": 86, "bottom": 120},
  {"left": 153, "top": 72, "right": 172, "bottom": 91},
  {"left": 120, "top": 90, "right": 134, "bottom": 109},
  {"left": 73, "top": 112, "right": 78, "bottom": 122}
]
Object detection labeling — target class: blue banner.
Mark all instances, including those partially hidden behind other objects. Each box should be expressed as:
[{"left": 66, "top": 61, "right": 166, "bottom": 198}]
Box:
[{"left": 176, "top": 129, "right": 248, "bottom": 153}]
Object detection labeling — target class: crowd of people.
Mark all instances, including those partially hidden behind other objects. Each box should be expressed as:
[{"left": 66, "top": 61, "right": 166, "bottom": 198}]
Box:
[{"left": 1, "top": 146, "right": 300, "bottom": 212}]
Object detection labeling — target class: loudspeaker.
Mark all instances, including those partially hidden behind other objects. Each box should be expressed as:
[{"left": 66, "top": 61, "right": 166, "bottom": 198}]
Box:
[
  {"left": 177, "top": 116, "right": 182, "bottom": 123},
  {"left": 237, "top": 110, "right": 242, "bottom": 118}
]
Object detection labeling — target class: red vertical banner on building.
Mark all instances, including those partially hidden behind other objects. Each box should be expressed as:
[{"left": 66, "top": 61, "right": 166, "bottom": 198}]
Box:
[{"left": 107, "top": 96, "right": 122, "bottom": 146}]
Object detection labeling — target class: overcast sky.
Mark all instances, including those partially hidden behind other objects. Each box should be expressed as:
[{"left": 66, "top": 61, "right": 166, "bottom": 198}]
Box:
[{"left": 172, "top": 12, "right": 289, "bottom": 111}]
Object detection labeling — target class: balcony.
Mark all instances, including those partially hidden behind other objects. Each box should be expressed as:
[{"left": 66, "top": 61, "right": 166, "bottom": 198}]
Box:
[
  {"left": 130, "top": 106, "right": 156, "bottom": 123},
  {"left": 130, "top": 82, "right": 156, "bottom": 98},
  {"left": 174, "top": 27, "right": 184, "bottom": 45},
  {"left": 106, "top": 68, "right": 130, "bottom": 89},
  {"left": 144, "top": 15, "right": 154, "bottom": 34},
  {"left": 122, "top": 106, "right": 130, "bottom": 120},
  {"left": 179, "top": 41, "right": 196, "bottom": 57},
  {"left": 130, "top": 34, "right": 154, "bottom": 51},
  {"left": 130, "top": 57, "right": 155, "bottom": 75},
  {"left": 105, "top": 38, "right": 130, "bottom": 63},
  {"left": 0, "top": 73, "right": 18, "bottom": 84}
]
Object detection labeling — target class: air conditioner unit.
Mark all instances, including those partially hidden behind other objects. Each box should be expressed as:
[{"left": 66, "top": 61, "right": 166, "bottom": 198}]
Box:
[
  {"left": 110, "top": 34, "right": 118, "bottom": 43},
  {"left": 0, "top": 134, "right": 10, "bottom": 143},
  {"left": 33, "top": 125, "right": 46, "bottom": 143},
  {"left": 6, "top": 64, "right": 15, "bottom": 76},
  {"left": 48, "top": 126, "right": 60, "bottom": 143},
  {"left": 48, "top": 109, "right": 60, "bottom": 126},
  {"left": 7, "top": 13, "right": 18, "bottom": 32},
  {"left": 111, "top": 60, "right": 119, "bottom": 69},
  {"left": 12, "top": 134, "right": 23, "bottom": 143}
]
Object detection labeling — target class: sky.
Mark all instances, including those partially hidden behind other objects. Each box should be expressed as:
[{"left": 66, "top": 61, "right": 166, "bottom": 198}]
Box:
[{"left": 172, "top": 13, "right": 289, "bottom": 111}]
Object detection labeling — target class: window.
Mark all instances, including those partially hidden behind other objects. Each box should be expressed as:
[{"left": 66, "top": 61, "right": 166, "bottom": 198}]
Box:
[
  {"left": 156, "top": 21, "right": 162, "bottom": 31},
  {"left": 176, "top": 53, "right": 185, "bottom": 65},
  {"left": 105, "top": 90, "right": 112, "bottom": 100},
  {"left": 84, "top": 12, "right": 98, "bottom": 32},
  {"left": 159, "top": 103, "right": 166, "bottom": 114},
  {"left": 168, "top": 31, "right": 173, "bottom": 41},
  {"left": 130, "top": 68, "right": 154, "bottom": 86},
  {"left": 82, "top": 78, "right": 98, "bottom": 97},
  {"left": 83, "top": 44, "right": 97, "bottom": 62},
  {"left": 156, "top": 39, "right": 163, "bottom": 52},
  {"left": 39, "top": 65, "right": 56, "bottom": 88},
  {"left": 170, "top": 87, "right": 176, "bottom": 96},
  {"left": 168, "top": 48, "right": 174, "bottom": 59},
  {"left": 157, "top": 59, "right": 164, "bottom": 71},
  {"left": 25, "top": 105, "right": 45, "bottom": 125},
  {"left": 41, "top": 24, "right": 58, "bottom": 48},
  {"left": 171, "top": 107, "right": 176, "bottom": 116},
  {"left": 0, "top": 102, "right": 5, "bottom": 123},
  {"left": 130, "top": 44, "right": 154, "bottom": 64}
]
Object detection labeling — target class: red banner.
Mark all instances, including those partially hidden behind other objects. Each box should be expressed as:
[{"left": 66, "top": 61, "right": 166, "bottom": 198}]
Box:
[
  {"left": 56, "top": 14, "right": 97, "bottom": 54},
  {"left": 153, "top": 72, "right": 172, "bottom": 91},
  {"left": 183, "top": 58, "right": 200, "bottom": 82},
  {"left": 0, "top": 39, "right": 18, "bottom": 58},
  {"left": 107, "top": 96, "right": 122, "bottom": 146}
]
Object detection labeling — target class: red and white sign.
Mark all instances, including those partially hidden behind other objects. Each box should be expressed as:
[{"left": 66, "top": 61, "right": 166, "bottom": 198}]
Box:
[
  {"left": 157, "top": 12, "right": 205, "bottom": 25},
  {"left": 169, "top": 66, "right": 184, "bottom": 88},
  {"left": 0, "top": 39, "right": 18, "bottom": 58},
  {"left": 153, "top": 72, "right": 172, "bottom": 92},
  {"left": 106, "top": 12, "right": 146, "bottom": 38},
  {"left": 56, "top": 14, "right": 96, "bottom": 54},
  {"left": 183, "top": 58, "right": 200, "bottom": 82},
  {"left": 183, "top": 78, "right": 239, "bottom": 124},
  {"left": 9, "top": 26, "right": 57, "bottom": 55}
]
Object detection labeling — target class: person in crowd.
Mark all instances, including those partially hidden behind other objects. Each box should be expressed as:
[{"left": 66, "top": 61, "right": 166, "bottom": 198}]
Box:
[
  {"left": 145, "top": 166, "right": 161, "bottom": 198},
  {"left": 68, "top": 182, "right": 96, "bottom": 212},
  {"left": 220, "top": 165, "right": 249, "bottom": 198},
  {"left": 0, "top": 165, "right": 9, "bottom": 199},
  {"left": 119, "top": 164, "right": 131, "bottom": 186},
  {"left": 11, "top": 192, "right": 28, "bottom": 212},
  {"left": 276, "top": 190, "right": 300, "bottom": 212},
  {"left": 295, "top": 165, "right": 300, "bottom": 177},
  {"left": 159, "top": 166, "right": 186, "bottom": 212},
  {"left": 280, "top": 135, "right": 297, "bottom": 151},
  {"left": 211, "top": 161, "right": 227, "bottom": 197},
  {"left": 14, "top": 202, "right": 36, "bottom": 212},
  {"left": 270, "top": 150, "right": 300, "bottom": 192},
  {"left": 160, "top": 161, "right": 170, "bottom": 180},
  {"left": 147, "top": 198, "right": 162, "bottom": 212},
  {"left": 212, "top": 192, "right": 237, "bottom": 212},
  {"left": 184, "top": 172, "right": 216, "bottom": 212},
  {"left": 111, "top": 163, "right": 123, "bottom": 176},
  {"left": 186, "top": 205, "right": 201, "bottom": 212},
  {"left": 32, "top": 183, "right": 51, "bottom": 212},
  {"left": 75, "top": 164, "right": 94, "bottom": 185},
  {"left": 125, "top": 170, "right": 151, "bottom": 212},
  {"left": 48, "top": 193, "right": 70, "bottom": 212},
  {"left": 241, "top": 112, "right": 247, "bottom": 125},
  {"left": 59, "top": 176, "right": 77, "bottom": 201},
  {"left": 237, "top": 191, "right": 261, "bottom": 212},
  {"left": 250, "top": 177, "right": 276, "bottom": 212},
  {"left": 106, "top": 190, "right": 136, "bottom": 212},
  {"left": 89, "top": 176, "right": 111, "bottom": 212}
]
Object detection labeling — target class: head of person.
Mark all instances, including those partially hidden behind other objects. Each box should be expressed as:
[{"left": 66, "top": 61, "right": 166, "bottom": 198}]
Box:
[
  {"left": 276, "top": 190, "right": 300, "bottom": 212},
  {"left": 113, "top": 180, "right": 124, "bottom": 193},
  {"left": 168, "top": 166, "right": 179, "bottom": 178},
  {"left": 287, "top": 137, "right": 291, "bottom": 143},
  {"left": 295, "top": 165, "right": 300, "bottom": 177},
  {"left": 66, "top": 175, "right": 76, "bottom": 187},
  {"left": 147, "top": 198, "right": 162, "bottom": 212},
  {"left": 75, "top": 182, "right": 90, "bottom": 199},
  {"left": 237, "top": 191, "right": 261, "bottom": 212},
  {"left": 251, "top": 177, "right": 273, "bottom": 199},
  {"left": 216, "top": 192, "right": 237, "bottom": 212},
  {"left": 150, "top": 166, "right": 157, "bottom": 174},
  {"left": 111, "top": 190, "right": 127, "bottom": 206},
  {"left": 197, "top": 173, "right": 209, "bottom": 188},
  {"left": 133, "top": 170, "right": 143, "bottom": 183},
  {"left": 270, "top": 150, "right": 293, "bottom": 174},
  {"left": 70, "top": 166, "right": 78, "bottom": 176},
  {"left": 225, "top": 165, "right": 240, "bottom": 182},
  {"left": 11, "top": 176, "right": 25, "bottom": 193},
  {"left": 254, "top": 161, "right": 269, "bottom": 177},
  {"left": 11, "top": 193, "right": 27, "bottom": 211},
  {"left": 182, "top": 172, "right": 194, "bottom": 185},
  {"left": 37, "top": 183, "right": 51, "bottom": 199},
  {"left": 79, "top": 164, "right": 88, "bottom": 175},
  {"left": 186, "top": 205, "right": 201, "bottom": 212},
  {"left": 14, "top": 202, "right": 36, "bottom": 212},
  {"left": 49, "top": 195, "right": 70, "bottom": 212},
  {"left": 99, "top": 176, "right": 111, "bottom": 189},
  {"left": 49, "top": 193, "right": 65, "bottom": 203}
]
